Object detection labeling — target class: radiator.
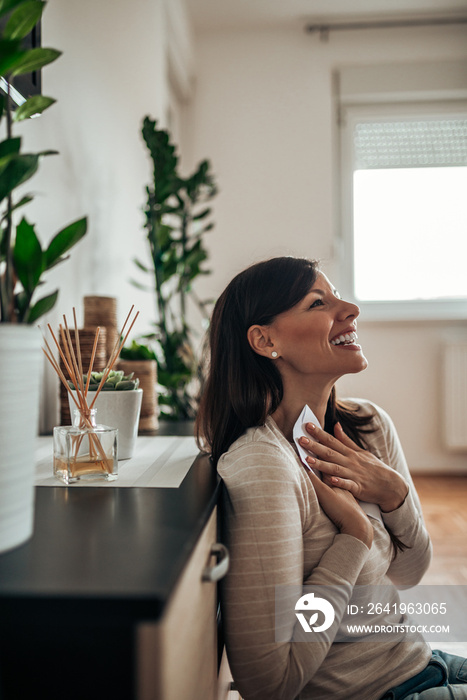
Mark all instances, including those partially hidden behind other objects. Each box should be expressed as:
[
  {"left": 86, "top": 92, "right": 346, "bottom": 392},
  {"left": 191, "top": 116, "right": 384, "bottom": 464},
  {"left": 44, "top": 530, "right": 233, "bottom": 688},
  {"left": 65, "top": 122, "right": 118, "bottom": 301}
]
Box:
[{"left": 443, "top": 342, "right": 467, "bottom": 451}]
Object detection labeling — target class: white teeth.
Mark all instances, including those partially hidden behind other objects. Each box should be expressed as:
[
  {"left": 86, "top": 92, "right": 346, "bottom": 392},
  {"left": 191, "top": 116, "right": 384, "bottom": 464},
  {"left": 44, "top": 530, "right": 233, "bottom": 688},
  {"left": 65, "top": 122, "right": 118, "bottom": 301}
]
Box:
[{"left": 331, "top": 331, "right": 358, "bottom": 346}]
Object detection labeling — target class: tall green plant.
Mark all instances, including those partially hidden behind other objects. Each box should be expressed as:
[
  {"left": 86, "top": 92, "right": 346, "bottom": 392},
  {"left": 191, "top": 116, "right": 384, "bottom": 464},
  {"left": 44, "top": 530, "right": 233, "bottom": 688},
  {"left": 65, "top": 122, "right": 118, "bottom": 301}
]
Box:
[
  {"left": 125, "top": 117, "right": 217, "bottom": 420},
  {"left": 0, "top": 0, "right": 87, "bottom": 323}
]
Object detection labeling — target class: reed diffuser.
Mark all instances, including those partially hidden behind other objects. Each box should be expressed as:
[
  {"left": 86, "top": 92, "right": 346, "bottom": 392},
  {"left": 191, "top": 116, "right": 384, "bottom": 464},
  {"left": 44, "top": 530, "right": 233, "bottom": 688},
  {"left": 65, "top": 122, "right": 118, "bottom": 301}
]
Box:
[{"left": 42, "top": 307, "right": 139, "bottom": 484}]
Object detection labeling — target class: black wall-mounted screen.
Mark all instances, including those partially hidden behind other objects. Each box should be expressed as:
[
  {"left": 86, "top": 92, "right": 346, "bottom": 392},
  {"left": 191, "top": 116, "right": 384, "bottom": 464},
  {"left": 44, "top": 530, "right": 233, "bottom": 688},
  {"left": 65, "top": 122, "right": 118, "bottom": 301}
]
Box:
[{"left": 0, "top": 19, "right": 42, "bottom": 106}]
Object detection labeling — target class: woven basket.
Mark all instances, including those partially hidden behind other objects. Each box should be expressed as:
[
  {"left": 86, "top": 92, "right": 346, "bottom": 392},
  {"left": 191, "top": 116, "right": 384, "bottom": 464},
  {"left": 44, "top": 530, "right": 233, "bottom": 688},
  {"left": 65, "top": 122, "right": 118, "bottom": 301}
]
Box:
[
  {"left": 59, "top": 327, "right": 107, "bottom": 426},
  {"left": 117, "top": 359, "right": 159, "bottom": 433},
  {"left": 83, "top": 295, "right": 119, "bottom": 363}
]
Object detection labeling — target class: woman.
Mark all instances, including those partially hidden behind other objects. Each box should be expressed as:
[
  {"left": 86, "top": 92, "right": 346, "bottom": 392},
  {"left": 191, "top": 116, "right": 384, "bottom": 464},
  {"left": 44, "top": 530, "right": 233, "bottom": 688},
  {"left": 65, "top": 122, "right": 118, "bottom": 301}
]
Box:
[{"left": 196, "top": 256, "right": 467, "bottom": 700}]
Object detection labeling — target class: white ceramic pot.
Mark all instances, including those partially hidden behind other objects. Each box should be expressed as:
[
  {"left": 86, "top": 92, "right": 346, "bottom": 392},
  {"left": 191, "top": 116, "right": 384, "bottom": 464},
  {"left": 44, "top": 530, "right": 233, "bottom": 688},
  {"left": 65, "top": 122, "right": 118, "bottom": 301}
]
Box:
[
  {"left": 0, "top": 325, "right": 42, "bottom": 554},
  {"left": 69, "top": 389, "right": 143, "bottom": 459}
]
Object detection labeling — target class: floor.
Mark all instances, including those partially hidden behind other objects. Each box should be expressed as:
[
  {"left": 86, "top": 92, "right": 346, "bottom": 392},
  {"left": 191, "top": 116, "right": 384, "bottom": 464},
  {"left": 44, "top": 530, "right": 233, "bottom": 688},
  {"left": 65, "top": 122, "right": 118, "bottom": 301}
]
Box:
[
  {"left": 413, "top": 475, "right": 467, "bottom": 585},
  {"left": 412, "top": 475, "right": 467, "bottom": 657}
]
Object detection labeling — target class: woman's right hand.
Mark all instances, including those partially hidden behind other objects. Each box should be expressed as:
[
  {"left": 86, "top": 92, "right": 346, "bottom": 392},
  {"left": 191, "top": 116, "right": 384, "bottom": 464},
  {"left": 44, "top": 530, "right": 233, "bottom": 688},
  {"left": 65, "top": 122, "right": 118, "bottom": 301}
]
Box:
[{"left": 307, "top": 470, "right": 374, "bottom": 549}]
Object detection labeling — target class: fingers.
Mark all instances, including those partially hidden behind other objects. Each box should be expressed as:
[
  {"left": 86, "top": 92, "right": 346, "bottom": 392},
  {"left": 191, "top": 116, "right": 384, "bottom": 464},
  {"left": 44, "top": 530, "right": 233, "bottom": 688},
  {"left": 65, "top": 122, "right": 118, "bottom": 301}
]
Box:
[
  {"left": 302, "top": 446, "right": 359, "bottom": 497},
  {"left": 322, "top": 474, "right": 360, "bottom": 498},
  {"left": 305, "top": 453, "right": 356, "bottom": 495},
  {"left": 301, "top": 438, "right": 349, "bottom": 471},
  {"left": 300, "top": 421, "right": 364, "bottom": 456},
  {"left": 299, "top": 422, "right": 364, "bottom": 472},
  {"left": 302, "top": 422, "right": 349, "bottom": 456},
  {"left": 305, "top": 453, "right": 344, "bottom": 477},
  {"left": 306, "top": 469, "right": 361, "bottom": 518},
  {"left": 306, "top": 448, "right": 361, "bottom": 498}
]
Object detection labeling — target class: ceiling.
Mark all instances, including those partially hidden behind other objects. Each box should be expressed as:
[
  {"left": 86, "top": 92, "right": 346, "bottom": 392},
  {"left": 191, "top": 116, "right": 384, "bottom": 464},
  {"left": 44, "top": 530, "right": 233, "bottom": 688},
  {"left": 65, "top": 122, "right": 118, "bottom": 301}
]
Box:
[{"left": 184, "top": 0, "right": 467, "bottom": 32}]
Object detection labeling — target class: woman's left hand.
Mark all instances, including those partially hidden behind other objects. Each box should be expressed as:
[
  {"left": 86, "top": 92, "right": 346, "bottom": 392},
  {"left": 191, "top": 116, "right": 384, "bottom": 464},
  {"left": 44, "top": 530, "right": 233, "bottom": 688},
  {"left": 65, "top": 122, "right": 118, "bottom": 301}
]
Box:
[{"left": 299, "top": 422, "right": 409, "bottom": 512}]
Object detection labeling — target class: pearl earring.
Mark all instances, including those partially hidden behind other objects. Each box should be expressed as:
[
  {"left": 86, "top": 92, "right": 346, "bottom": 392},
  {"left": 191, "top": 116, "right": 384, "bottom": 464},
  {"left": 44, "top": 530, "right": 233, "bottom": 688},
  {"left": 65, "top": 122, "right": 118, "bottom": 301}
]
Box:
[{"left": 271, "top": 351, "right": 278, "bottom": 358}]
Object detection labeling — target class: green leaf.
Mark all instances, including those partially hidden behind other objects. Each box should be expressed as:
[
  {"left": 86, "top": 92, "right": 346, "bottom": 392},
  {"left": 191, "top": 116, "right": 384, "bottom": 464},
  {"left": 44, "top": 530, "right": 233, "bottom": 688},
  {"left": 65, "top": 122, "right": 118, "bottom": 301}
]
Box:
[
  {"left": 141, "top": 116, "right": 179, "bottom": 206},
  {"left": 192, "top": 207, "right": 211, "bottom": 221},
  {"left": 11, "top": 47, "right": 61, "bottom": 77},
  {"left": 0, "top": 226, "right": 5, "bottom": 261},
  {"left": 0, "top": 152, "right": 39, "bottom": 201},
  {"left": 4, "top": 1, "right": 45, "bottom": 40},
  {"left": 43, "top": 253, "right": 69, "bottom": 270},
  {"left": 0, "top": 193, "right": 33, "bottom": 222},
  {"left": 0, "top": 0, "right": 26, "bottom": 18},
  {"left": 0, "top": 137, "right": 21, "bottom": 174},
  {"left": 0, "top": 137, "right": 21, "bottom": 159},
  {"left": 14, "top": 288, "right": 28, "bottom": 319},
  {"left": 44, "top": 217, "right": 87, "bottom": 269},
  {"left": 13, "top": 217, "right": 43, "bottom": 296},
  {"left": 200, "top": 222, "right": 215, "bottom": 233},
  {"left": 26, "top": 289, "right": 58, "bottom": 323},
  {"left": 129, "top": 278, "right": 152, "bottom": 292},
  {"left": 157, "top": 370, "right": 191, "bottom": 388},
  {"left": 37, "top": 149, "right": 58, "bottom": 157},
  {"left": 119, "top": 340, "right": 157, "bottom": 361},
  {"left": 186, "top": 246, "right": 207, "bottom": 268},
  {"left": 155, "top": 223, "right": 173, "bottom": 250},
  {"left": 0, "top": 40, "right": 25, "bottom": 75},
  {"left": 13, "top": 94, "right": 55, "bottom": 121},
  {"left": 132, "top": 257, "right": 151, "bottom": 273},
  {"left": 0, "top": 153, "right": 16, "bottom": 175}
]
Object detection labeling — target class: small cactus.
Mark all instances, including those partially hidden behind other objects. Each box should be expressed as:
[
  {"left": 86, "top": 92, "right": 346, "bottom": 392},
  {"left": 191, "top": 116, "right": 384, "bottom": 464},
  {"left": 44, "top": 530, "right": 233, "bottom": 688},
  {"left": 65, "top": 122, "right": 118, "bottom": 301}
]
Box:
[{"left": 68, "top": 370, "right": 140, "bottom": 392}]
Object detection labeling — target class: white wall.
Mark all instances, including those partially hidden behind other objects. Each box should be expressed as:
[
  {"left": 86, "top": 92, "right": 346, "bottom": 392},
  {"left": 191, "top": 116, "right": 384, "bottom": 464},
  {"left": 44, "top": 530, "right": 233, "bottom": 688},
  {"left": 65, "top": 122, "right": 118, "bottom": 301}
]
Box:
[
  {"left": 16, "top": 0, "right": 193, "bottom": 431},
  {"left": 186, "top": 22, "right": 467, "bottom": 472}
]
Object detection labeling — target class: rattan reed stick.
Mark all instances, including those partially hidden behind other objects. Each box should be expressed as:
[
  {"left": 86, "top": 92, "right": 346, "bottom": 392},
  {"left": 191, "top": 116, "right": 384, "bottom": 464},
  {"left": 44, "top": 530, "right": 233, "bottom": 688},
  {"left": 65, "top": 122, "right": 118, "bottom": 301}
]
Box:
[
  {"left": 41, "top": 346, "right": 81, "bottom": 409},
  {"left": 48, "top": 324, "right": 79, "bottom": 394},
  {"left": 106, "top": 303, "right": 134, "bottom": 369},
  {"left": 41, "top": 332, "right": 64, "bottom": 380},
  {"left": 65, "top": 322, "right": 105, "bottom": 460},
  {"left": 89, "top": 311, "right": 139, "bottom": 409},
  {"left": 58, "top": 324, "right": 85, "bottom": 413},
  {"left": 72, "top": 308, "right": 85, "bottom": 394},
  {"left": 45, "top": 306, "right": 138, "bottom": 467},
  {"left": 51, "top": 322, "right": 101, "bottom": 458},
  {"left": 85, "top": 326, "right": 101, "bottom": 396},
  {"left": 43, "top": 307, "right": 139, "bottom": 420},
  {"left": 63, "top": 317, "right": 85, "bottom": 402}
]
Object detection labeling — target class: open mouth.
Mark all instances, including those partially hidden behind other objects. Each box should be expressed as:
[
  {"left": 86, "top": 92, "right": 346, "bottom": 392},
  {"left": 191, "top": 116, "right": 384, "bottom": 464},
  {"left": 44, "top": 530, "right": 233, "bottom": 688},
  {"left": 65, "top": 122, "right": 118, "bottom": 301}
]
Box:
[{"left": 330, "top": 331, "right": 358, "bottom": 346}]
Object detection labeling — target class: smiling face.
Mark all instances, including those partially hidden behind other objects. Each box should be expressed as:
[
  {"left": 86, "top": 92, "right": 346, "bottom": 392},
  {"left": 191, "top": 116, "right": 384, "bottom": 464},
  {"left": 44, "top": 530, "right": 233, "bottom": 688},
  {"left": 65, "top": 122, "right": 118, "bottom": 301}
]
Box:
[{"left": 257, "top": 272, "right": 368, "bottom": 387}]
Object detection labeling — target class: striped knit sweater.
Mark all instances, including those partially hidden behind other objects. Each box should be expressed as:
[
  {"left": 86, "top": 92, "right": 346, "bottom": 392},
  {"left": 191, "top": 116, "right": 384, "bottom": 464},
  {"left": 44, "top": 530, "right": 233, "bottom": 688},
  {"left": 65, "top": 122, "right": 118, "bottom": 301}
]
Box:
[{"left": 217, "top": 399, "right": 433, "bottom": 700}]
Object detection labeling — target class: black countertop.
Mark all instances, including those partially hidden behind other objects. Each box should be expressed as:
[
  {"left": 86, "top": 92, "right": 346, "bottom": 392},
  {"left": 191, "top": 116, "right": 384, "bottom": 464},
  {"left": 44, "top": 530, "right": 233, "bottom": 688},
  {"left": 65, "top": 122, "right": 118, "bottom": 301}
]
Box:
[
  {"left": 0, "top": 427, "right": 221, "bottom": 699},
  {"left": 0, "top": 447, "right": 220, "bottom": 625}
]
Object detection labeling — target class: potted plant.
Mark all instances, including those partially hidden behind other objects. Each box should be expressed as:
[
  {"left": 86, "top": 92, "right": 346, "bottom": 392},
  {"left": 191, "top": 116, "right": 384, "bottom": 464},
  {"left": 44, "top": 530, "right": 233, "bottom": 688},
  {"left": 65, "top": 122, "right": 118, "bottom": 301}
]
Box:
[
  {"left": 118, "top": 339, "right": 159, "bottom": 433},
  {"left": 120, "top": 117, "right": 217, "bottom": 423},
  {"left": 67, "top": 370, "right": 143, "bottom": 459},
  {"left": 0, "top": 0, "right": 88, "bottom": 553}
]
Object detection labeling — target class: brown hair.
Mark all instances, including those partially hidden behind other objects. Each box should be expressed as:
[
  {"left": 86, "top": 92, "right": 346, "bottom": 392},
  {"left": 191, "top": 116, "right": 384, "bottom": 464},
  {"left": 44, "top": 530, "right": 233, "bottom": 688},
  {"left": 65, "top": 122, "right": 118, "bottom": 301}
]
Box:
[
  {"left": 196, "top": 257, "right": 375, "bottom": 459},
  {"left": 195, "top": 257, "right": 406, "bottom": 553}
]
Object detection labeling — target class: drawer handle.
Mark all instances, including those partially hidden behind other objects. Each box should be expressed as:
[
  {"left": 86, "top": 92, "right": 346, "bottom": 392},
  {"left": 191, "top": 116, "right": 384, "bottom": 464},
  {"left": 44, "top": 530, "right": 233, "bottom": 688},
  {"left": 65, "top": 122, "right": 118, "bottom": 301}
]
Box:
[{"left": 202, "top": 543, "right": 229, "bottom": 582}]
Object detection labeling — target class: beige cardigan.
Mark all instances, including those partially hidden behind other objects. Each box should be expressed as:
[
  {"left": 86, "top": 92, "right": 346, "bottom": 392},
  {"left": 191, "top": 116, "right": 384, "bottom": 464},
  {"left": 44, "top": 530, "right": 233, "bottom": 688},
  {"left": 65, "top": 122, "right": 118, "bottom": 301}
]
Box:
[{"left": 217, "top": 400, "right": 433, "bottom": 700}]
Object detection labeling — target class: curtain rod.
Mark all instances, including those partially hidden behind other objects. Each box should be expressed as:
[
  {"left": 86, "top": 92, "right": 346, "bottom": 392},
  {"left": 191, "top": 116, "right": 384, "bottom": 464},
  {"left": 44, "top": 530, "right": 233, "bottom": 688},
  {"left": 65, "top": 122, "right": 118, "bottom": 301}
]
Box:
[{"left": 305, "top": 16, "right": 467, "bottom": 40}]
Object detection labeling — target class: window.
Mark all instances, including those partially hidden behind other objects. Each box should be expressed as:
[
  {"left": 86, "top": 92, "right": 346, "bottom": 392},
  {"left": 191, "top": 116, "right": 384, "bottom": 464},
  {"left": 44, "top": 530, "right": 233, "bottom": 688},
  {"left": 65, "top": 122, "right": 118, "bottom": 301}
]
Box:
[
  {"left": 353, "top": 117, "right": 467, "bottom": 302},
  {"left": 338, "top": 62, "right": 467, "bottom": 319}
]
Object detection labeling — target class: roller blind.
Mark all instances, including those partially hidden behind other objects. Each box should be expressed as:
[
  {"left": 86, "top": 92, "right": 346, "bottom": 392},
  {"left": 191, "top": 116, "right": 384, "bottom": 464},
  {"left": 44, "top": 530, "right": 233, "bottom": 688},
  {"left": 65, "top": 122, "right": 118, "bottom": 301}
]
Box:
[{"left": 354, "top": 118, "right": 467, "bottom": 169}]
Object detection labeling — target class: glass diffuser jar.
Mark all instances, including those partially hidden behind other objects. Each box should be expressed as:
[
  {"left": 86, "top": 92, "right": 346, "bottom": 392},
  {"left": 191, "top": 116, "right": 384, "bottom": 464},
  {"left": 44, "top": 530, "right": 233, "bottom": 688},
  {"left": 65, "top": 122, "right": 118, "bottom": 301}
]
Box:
[{"left": 53, "top": 408, "right": 118, "bottom": 484}]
